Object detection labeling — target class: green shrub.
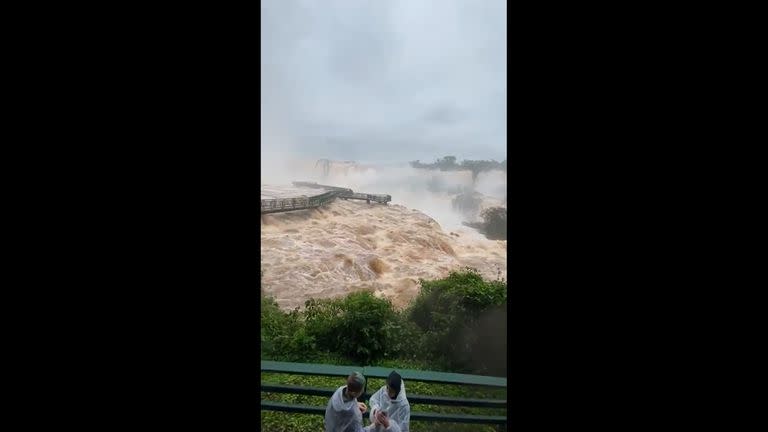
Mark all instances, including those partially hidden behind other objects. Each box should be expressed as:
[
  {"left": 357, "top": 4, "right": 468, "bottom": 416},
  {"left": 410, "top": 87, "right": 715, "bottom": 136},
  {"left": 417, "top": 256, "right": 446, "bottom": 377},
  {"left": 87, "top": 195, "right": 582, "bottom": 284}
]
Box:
[
  {"left": 407, "top": 269, "right": 507, "bottom": 374},
  {"left": 304, "top": 291, "right": 396, "bottom": 365},
  {"left": 261, "top": 297, "right": 316, "bottom": 362},
  {"left": 480, "top": 207, "right": 507, "bottom": 240},
  {"left": 381, "top": 310, "right": 425, "bottom": 361},
  {"left": 261, "top": 271, "right": 507, "bottom": 376}
]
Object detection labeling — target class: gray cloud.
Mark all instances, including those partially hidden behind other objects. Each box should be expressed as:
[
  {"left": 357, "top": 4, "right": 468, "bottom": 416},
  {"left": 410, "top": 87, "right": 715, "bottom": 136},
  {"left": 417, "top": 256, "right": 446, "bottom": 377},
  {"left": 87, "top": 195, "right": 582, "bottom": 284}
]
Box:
[{"left": 261, "top": 0, "right": 507, "bottom": 165}]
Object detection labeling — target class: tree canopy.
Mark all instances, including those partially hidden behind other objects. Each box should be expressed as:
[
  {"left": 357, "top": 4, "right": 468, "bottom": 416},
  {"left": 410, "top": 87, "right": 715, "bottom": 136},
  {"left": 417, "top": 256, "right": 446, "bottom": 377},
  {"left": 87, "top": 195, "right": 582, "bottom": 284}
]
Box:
[{"left": 410, "top": 156, "right": 506, "bottom": 181}]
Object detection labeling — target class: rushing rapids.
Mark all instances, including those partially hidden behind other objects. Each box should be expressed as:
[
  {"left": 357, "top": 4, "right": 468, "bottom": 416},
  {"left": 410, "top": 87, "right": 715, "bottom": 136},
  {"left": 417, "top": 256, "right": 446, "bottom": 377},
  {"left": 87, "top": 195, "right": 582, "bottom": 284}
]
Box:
[{"left": 260, "top": 197, "right": 506, "bottom": 310}]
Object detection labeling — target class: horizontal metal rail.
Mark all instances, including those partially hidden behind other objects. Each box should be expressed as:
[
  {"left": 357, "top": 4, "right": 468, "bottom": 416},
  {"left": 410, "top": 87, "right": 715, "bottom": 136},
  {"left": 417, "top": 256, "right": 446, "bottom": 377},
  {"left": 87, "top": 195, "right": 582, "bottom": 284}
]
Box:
[
  {"left": 260, "top": 401, "right": 507, "bottom": 424},
  {"left": 262, "top": 182, "right": 391, "bottom": 213},
  {"left": 260, "top": 191, "right": 340, "bottom": 214},
  {"left": 407, "top": 394, "right": 506, "bottom": 408},
  {"left": 339, "top": 192, "right": 392, "bottom": 203},
  {"left": 262, "top": 401, "right": 324, "bottom": 415},
  {"left": 261, "top": 361, "right": 507, "bottom": 427},
  {"left": 261, "top": 361, "right": 506, "bottom": 388},
  {"left": 291, "top": 182, "right": 390, "bottom": 203},
  {"left": 262, "top": 383, "right": 336, "bottom": 398},
  {"left": 261, "top": 383, "right": 506, "bottom": 408},
  {"left": 408, "top": 411, "right": 507, "bottom": 425},
  {"left": 261, "top": 190, "right": 392, "bottom": 213},
  {"left": 292, "top": 181, "right": 353, "bottom": 194}
]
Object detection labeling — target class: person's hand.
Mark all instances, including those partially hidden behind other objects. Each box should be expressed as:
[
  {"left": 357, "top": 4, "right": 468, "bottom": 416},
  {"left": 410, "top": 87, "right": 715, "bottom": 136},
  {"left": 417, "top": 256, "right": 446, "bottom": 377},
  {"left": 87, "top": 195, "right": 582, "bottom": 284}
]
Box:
[
  {"left": 375, "top": 411, "right": 390, "bottom": 428},
  {"left": 358, "top": 402, "right": 367, "bottom": 414}
]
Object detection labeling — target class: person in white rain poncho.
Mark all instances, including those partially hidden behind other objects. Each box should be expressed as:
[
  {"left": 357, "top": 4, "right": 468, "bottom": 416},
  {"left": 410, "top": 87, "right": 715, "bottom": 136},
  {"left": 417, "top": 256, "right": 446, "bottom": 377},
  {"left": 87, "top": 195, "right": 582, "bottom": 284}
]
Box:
[
  {"left": 325, "top": 372, "right": 401, "bottom": 432},
  {"left": 369, "top": 371, "right": 410, "bottom": 432}
]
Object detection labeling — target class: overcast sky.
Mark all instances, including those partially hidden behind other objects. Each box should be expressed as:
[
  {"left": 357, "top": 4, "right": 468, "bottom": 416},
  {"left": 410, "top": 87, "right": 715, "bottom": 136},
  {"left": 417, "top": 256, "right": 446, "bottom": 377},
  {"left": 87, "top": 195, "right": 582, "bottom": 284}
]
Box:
[{"left": 261, "top": 0, "right": 507, "bottom": 164}]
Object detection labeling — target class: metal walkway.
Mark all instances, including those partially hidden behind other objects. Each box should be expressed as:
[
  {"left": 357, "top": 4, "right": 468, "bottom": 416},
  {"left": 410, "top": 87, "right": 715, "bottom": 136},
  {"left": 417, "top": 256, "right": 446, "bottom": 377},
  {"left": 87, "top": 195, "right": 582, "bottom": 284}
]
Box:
[{"left": 261, "top": 182, "right": 391, "bottom": 214}]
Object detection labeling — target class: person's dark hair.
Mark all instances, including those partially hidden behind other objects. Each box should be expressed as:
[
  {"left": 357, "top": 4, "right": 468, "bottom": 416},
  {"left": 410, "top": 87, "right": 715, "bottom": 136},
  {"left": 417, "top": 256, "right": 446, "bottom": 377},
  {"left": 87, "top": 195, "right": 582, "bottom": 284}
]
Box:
[
  {"left": 387, "top": 371, "right": 402, "bottom": 395},
  {"left": 347, "top": 372, "right": 366, "bottom": 392}
]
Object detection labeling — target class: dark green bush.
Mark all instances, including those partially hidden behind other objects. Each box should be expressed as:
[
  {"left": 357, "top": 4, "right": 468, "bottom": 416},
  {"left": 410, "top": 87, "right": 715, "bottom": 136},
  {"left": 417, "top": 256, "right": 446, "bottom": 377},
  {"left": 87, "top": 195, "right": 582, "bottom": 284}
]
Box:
[
  {"left": 381, "top": 311, "right": 425, "bottom": 361},
  {"left": 304, "top": 291, "right": 396, "bottom": 365},
  {"left": 261, "top": 297, "right": 316, "bottom": 362},
  {"left": 407, "top": 269, "right": 507, "bottom": 374},
  {"left": 480, "top": 207, "right": 507, "bottom": 240},
  {"left": 261, "top": 271, "right": 507, "bottom": 376}
]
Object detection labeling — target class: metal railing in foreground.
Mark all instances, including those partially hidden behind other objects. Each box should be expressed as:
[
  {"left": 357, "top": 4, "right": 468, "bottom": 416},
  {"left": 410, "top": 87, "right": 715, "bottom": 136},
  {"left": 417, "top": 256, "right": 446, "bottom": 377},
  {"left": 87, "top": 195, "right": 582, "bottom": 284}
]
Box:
[{"left": 261, "top": 360, "right": 507, "bottom": 427}]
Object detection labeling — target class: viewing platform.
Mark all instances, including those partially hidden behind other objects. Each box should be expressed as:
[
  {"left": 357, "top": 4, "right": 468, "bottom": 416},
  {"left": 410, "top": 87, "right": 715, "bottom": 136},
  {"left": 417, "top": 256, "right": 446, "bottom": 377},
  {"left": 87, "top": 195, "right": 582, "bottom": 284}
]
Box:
[{"left": 261, "top": 182, "right": 391, "bottom": 214}]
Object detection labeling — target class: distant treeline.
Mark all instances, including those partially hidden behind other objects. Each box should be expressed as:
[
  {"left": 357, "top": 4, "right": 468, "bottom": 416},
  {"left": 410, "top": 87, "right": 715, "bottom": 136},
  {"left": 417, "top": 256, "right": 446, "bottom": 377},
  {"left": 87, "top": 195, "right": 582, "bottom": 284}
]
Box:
[{"left": 410, "top": 156, "right": 506, "bottom": 180}]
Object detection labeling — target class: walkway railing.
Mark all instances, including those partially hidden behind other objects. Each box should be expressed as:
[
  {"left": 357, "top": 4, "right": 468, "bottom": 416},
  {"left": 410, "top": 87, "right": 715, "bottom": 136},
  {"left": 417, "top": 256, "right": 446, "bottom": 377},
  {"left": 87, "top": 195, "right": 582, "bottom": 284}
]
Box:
[
  {"left": 261, "top": 182, "right": 391, "bottom": 214},
  {"left": 261, "top": 360, "right": 507, "bottom": 428},
  {"left": 261, "top": 191, "right": 339, "bottom": 214}
]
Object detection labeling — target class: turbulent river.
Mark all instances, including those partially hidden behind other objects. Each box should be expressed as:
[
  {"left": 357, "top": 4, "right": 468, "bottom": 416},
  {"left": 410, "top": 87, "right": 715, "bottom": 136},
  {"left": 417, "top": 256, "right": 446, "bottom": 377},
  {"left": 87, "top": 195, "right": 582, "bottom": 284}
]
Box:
[
  {"left": 261, "top": 189, "right": 506, "bottom": 310},
  {"left": 261, "top": 161, "right": 506, "bottom": 310}
]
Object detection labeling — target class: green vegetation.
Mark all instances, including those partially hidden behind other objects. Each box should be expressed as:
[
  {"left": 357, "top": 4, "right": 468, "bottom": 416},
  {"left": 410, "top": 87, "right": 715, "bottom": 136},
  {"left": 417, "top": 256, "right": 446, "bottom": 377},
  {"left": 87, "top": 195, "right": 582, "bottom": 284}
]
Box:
[
  {"left": 262, "top": 269, "right": 507, "bottom": 373},
  {"left": 261, "top": 297, "right": 315, "bottom": 362},
  {"left": 481, "top": 206, "right": 507, "bottom": 241},
  {"left": 461, "top": 207, "right": 508, "bottom": 241},
  {"left": 408, "top": 269, "right": 507, "bottom": 375},
  {"left": 410, "top": 155, "right": 507, "bottom": 181},
  {"left": 261, "top": 270, "right": 508, "bottom": 431},
  {"left": 304, "top": 291, "right": 397, "bottom": 365}
]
